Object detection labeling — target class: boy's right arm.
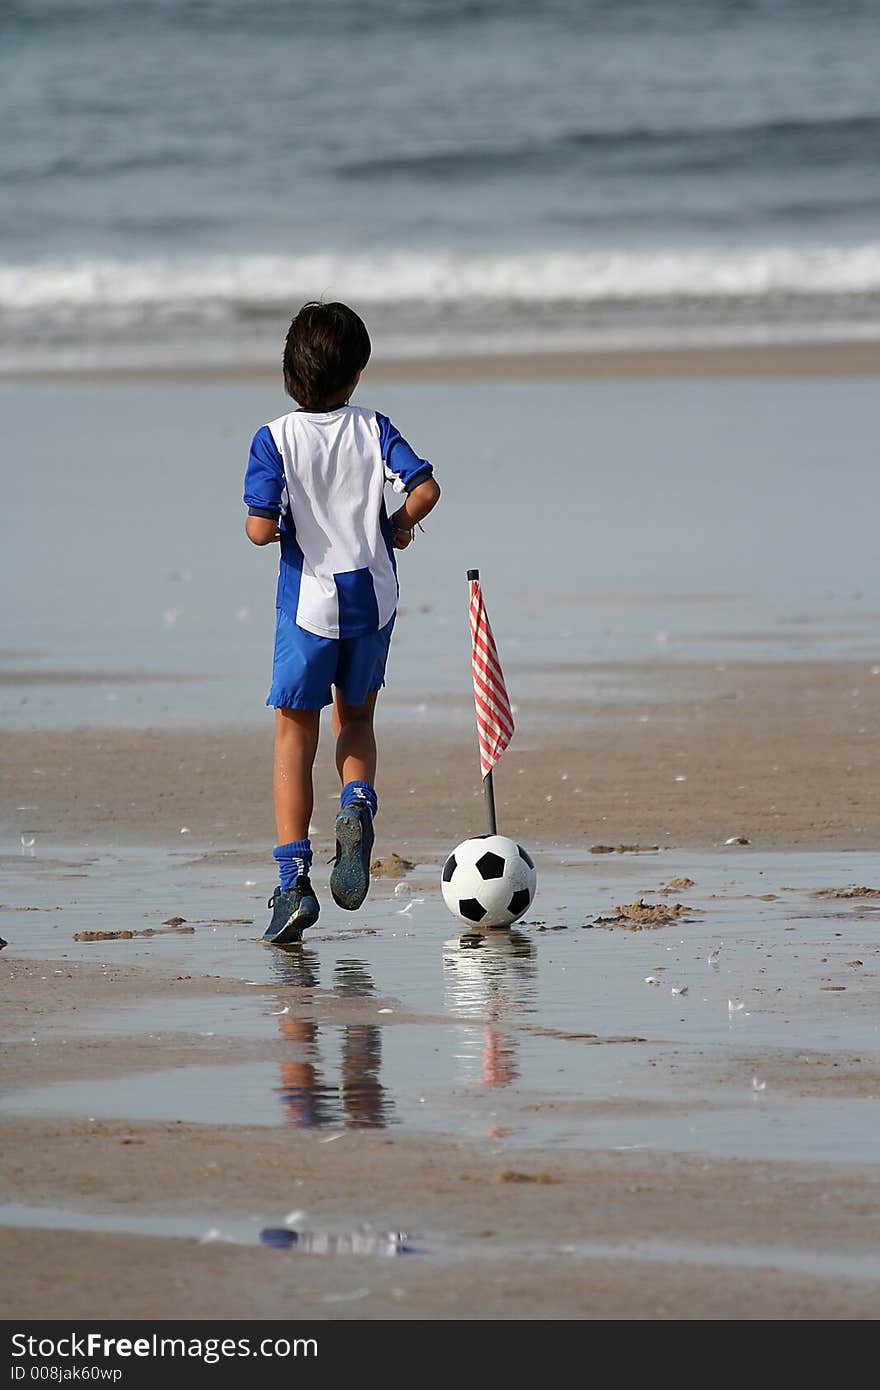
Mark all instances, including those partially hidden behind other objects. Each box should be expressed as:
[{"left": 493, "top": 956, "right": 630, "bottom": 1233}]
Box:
[{"left": 243, "top": 425, "right": 284, "bottom": 546}]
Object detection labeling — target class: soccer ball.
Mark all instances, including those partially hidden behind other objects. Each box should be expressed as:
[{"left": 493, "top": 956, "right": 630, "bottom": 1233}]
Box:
[{"left": 441, "top": 834, "right": 537, "bottom": 929}]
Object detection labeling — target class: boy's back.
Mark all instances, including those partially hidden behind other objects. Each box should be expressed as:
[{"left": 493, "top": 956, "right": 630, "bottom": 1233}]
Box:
[{"left": 248, "top": 404, "right": 430, "bottom": 640}]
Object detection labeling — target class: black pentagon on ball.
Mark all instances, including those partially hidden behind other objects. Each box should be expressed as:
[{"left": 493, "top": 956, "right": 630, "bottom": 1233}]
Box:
[
  {"left": 475, "top": 851, "right": 506, "bottom": 880},
  {"left": 517, "top": 844, "right": 534, "bottom": 869},
  {"left": 508, "top": 888, "right": 531, "bottom": 916},
  {"left": 441, "top": 854, "right": 457, "bottom": 883},
  {"left": 458, "top": 897, "right": 487, "bottom": 922}
]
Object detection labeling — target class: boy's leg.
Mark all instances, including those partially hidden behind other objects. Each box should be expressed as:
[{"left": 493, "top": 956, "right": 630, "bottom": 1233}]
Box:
[
  {"left": 329, "top": 690, "right": 378, "bottom": 910},
  {"left": 274, "top": 706, "right": 321, "bottom": 845},
  {"left": 332, "top": 689, "right": 378, "bottom": 794},
  {"left": 266, "top": 706, "right": 321, "bottom": 945}
]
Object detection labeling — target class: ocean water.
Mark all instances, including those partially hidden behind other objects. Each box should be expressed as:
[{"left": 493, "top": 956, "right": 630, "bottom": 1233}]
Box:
[{"left": 2, "top": 0, "right": 880, "bottom": 367}]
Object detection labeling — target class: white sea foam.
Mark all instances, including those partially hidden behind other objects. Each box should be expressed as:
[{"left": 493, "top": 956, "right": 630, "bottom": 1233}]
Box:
[{"left": 3, "top": 243, "right": 880, "bottom": 321}]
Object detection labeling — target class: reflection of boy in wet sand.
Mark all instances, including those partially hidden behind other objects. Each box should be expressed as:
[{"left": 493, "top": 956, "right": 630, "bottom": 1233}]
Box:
[
  {"left": 272, "top": 954, "right": 391, "bottom": 1129},
  {"left": 276, "top": 1009, "right": 334, "bottom": 1129},
  {"left": 271, "top": 948, "right": 329, "bottom": 1127},
  {"left": 244, "top": 302, "right": 440, "bottom": 946},
  {"left": 335, "top": 959, "right": 387, "bottom": 1128}
]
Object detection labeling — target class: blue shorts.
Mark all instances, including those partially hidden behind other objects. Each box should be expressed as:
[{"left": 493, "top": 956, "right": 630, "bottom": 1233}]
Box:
[{"left": 267, "top": 609, "right": 395, "bottom": 711}]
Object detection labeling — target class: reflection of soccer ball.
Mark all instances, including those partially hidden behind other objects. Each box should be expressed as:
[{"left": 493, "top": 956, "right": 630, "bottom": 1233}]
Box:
[{"left": 441, "top": 835, "right": 537, "bottom": 928}]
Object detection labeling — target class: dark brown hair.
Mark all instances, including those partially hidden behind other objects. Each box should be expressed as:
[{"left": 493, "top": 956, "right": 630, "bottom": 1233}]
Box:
[{"left": 283, "top": 301, "right": 371, "bottom": 408}]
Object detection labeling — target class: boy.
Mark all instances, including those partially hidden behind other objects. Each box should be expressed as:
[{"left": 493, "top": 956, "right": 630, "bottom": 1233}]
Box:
[{"left": 243, "top": 302, "right": 441, "bottom": 945}]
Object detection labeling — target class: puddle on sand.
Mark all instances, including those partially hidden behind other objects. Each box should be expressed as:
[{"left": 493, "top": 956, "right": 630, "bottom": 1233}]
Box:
[
  {"left": 0, "top": 1203, "right": 412, "bottom": 1256},
  {"left": 530, "top": 1238, "right": 880, "bottom": 1282},
  {"left": 2, "top": 844, "right": 880, "bottom": 1161},
  {"left": 2, "top": 1202, "right": 879, "bottom": 1283}
]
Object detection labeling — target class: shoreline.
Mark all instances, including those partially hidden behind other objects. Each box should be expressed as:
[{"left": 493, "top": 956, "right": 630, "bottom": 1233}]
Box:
[{"left": 3, "top": 338, "right": 880, "bottom": 386}]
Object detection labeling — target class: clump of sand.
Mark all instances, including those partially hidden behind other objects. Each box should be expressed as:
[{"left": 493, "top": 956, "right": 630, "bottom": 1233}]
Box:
[
  {"left": 74, "top": 930, "right": 136, "bottom": 942},
  {"left": 74, "top": 924, "right": 196, "bottom": 942},
  {"left": 590, "top": 843, "right": 659, "bottom": 854},
  {"left": 491, "top": 1170, "right": 559, "bottom": 1185},
  {"left": 661, "top": 876, "right": 695, "bottom": 892},
  {"left": 593, "top": 898, "right": 698, "bottom": 931},
  {"left": 810, "top": 886, "right": 880, "bottom": 899},
  {"left": 371, "top": 852, "right": 415, "bottom": 878}
]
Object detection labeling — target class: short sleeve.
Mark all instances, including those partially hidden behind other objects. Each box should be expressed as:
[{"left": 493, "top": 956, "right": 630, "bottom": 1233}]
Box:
[
  {"left": 377, "top": 413, "right": 433, "bottom": 495},
  {"left": 244, "top": 425, "right": 285, "bottom": 516}
]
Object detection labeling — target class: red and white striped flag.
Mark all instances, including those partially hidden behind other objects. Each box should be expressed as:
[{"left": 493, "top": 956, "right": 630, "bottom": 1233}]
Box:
[{"left": 468, "top": 573, "right": 514, "bottom": 778}]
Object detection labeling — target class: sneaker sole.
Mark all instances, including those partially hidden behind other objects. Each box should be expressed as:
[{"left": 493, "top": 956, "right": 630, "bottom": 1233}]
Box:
[{"left": 330, "top": 809, "right": 374, "bottom": 911}]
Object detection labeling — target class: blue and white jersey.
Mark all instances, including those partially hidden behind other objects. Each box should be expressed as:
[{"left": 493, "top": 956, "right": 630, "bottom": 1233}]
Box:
[{"left": 244, "top": 406, "right": 433, "bottom": 639}]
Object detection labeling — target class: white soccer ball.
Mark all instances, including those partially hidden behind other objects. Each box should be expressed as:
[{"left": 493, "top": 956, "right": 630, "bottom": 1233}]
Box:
[{"left": 440, "top": 834, "right": 537, "bottom": 928}]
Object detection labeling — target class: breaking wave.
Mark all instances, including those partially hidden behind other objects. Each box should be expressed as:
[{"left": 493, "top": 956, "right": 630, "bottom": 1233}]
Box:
[{"left": 4, "top": 243, "right": 880, "bottom": 327}]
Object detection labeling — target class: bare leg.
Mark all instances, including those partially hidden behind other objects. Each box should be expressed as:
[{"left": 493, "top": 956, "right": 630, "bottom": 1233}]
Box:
[
  {"left": 273, "top": 707, "right": 321, "bottom": 844},
  {"left": 332, "top": 689, "right": 378, "bottom": 789}
]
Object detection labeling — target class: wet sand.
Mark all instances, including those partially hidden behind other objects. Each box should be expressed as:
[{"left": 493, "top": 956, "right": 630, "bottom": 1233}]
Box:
[
  {"left": 4, "top": 1120, "right": 880, "bottom": 1319},
  {"left": 3, "top": 832, "right": 880, "bottom": 1319},
  {"left": 3, "top": 927, "right": 880, "bottom": 1320}
]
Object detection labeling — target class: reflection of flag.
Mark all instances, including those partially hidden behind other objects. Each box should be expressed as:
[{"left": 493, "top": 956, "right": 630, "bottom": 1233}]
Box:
[{"left": 468, "top": 575, "right": 514, "bottom": 778}]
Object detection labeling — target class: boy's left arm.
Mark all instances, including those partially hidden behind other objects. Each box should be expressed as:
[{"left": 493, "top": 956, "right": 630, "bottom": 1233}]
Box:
[
  {"left": 377, "top": 413, "right": 440, "bottom": 550},
  {"left": 245, "top": 514, "right": 280, "bottom": 546},
  {"left": 389, "top": 476, "right": 441, "bottom": 548}
]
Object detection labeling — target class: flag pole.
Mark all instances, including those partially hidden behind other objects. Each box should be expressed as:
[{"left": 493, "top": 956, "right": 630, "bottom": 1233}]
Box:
[
  {"left": 467, "top": 568, "right": 498, "bottom": 836},
  {"left": 483, "top": 769, "right": 498, "bottom": 836}
]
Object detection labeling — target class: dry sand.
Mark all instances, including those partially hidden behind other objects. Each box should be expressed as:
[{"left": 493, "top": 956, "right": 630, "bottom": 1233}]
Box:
[
  {"left": 3, "top": 659, "right": 878, "bottom": 853},
  {"left": 7, "top": 337, "right": 880, "bottom": 385}
]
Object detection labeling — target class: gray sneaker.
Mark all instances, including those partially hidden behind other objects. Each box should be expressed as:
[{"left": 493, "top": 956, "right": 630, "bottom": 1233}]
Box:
[{"left": 329, "top": 803, "right": 374, "bottom": 911}]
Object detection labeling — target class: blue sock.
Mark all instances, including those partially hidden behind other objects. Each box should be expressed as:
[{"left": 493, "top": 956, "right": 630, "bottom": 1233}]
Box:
[
  {"left": 340, "top": 780, "right": 377, "bottom": 818},
  {"left": 273, "top": 839, "right": 312, "bottom": 892}
]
